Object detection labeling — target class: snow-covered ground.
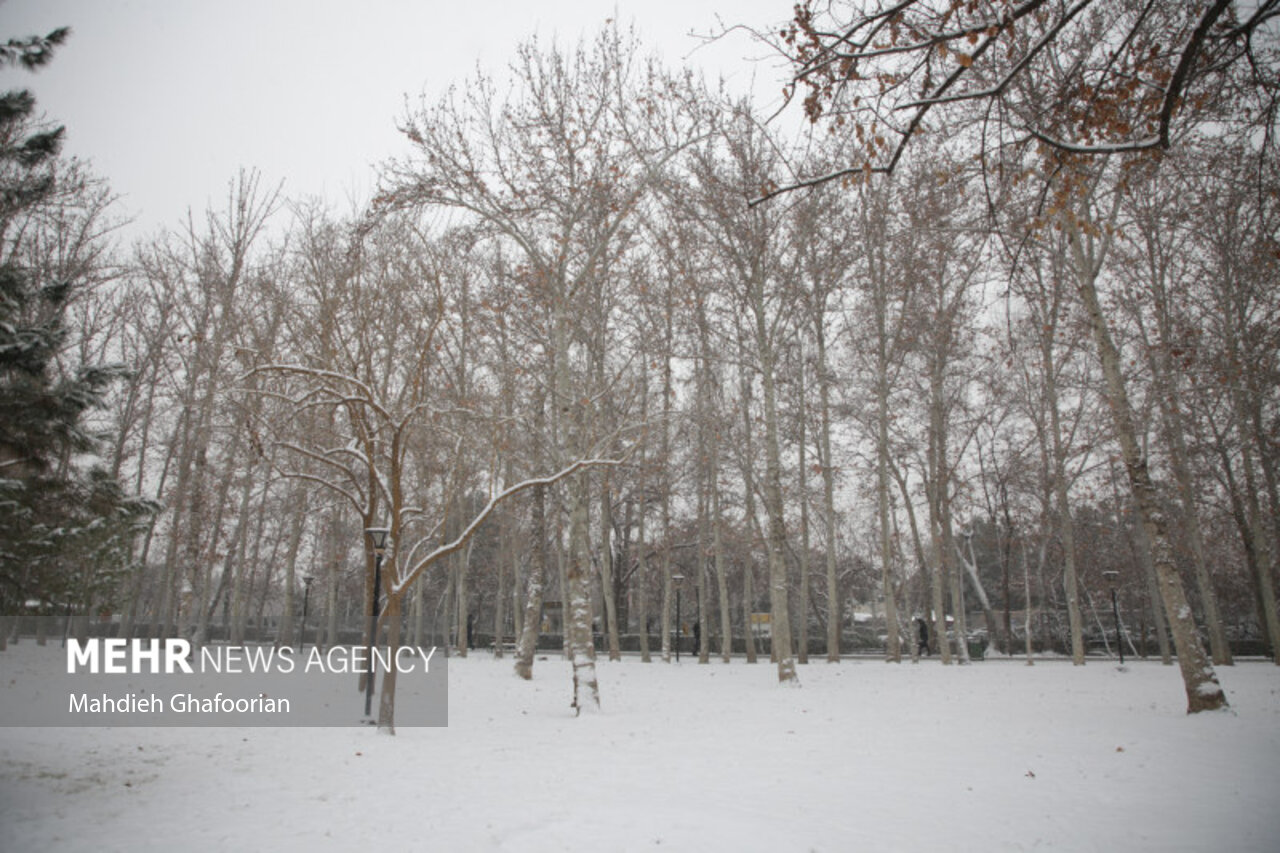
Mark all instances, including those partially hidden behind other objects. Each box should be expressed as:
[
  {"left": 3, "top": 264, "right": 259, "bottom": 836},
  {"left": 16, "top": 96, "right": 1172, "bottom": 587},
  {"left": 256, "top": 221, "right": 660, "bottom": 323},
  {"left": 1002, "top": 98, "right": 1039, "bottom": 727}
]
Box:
[{"left": 2, "top": 645, "right": 1278, "bottom": 852}]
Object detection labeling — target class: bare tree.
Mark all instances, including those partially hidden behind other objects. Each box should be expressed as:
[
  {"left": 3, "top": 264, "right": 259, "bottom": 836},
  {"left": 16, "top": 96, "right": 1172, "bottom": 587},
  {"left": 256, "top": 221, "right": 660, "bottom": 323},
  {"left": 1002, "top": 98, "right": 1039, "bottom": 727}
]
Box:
[
  {"left": 769, "top": 0, "right": 1248, "bottom": 711},
  {"left": 1115, "top": 155, "right": 1235, "bottom": 665},
  {"left": 1065, "top": 160, "right": 1227, "bottom": 709},
  {"left": 384, "top": 25, "right": 687, "bottom": 710},
  {"left": 678, "top": 106, "right": 803, "bottom": 682}
]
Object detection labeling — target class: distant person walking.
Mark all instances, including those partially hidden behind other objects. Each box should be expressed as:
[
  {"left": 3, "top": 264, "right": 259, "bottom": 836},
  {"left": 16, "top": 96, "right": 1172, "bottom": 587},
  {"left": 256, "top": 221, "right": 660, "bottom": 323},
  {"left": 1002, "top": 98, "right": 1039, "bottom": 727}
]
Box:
[{"left": 917, "top": 618, "right": 930, "bottom": 656}]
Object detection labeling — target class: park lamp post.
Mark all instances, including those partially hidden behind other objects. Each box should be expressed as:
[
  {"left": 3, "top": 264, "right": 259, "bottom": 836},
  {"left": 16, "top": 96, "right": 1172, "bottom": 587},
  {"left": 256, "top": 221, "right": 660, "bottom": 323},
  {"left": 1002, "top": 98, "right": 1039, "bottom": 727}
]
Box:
[
  {"left": 299, "top": 574, "right": 314, "bottom": 651},
  {"left": 1103, "top": 570, "right": 1123, "bottom": 665},
  {"left": 672, "top": 573, "right": 684, "bottom": 662},
  {"left": 364, "top": 527, "right": 390, "bottom": 721}
]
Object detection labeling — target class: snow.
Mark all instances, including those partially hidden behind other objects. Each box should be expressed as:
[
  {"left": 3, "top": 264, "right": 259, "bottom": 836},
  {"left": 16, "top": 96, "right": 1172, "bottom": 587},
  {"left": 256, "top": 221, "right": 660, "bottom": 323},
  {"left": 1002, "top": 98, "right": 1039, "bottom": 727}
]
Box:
[{"left": 3, "top": 646, "right": 1279, "bottom": 852}]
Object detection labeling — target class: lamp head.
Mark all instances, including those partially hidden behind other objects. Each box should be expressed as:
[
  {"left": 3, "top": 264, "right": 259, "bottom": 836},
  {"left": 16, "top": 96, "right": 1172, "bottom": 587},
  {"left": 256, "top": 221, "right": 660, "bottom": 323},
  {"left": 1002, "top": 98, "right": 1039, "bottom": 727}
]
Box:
[{"left": 365, "top": 527, "right": 391, "bottom": 554}]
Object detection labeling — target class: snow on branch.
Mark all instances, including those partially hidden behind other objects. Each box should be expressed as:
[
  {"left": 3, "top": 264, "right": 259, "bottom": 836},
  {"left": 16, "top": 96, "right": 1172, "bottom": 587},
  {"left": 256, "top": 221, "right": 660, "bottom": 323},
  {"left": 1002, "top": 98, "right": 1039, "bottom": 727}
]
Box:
[
  {"left": 391, "top": 456, "right": 625, "bottom": 596},
  {"left": 241, "top": 363, "right": 393, "bottom": 422},
  {"left": 1025, "top": 129, "right": 1163, "bottom": 155},
  {"left": 271, "top": 469, "right": 363, "bottom": 511}
]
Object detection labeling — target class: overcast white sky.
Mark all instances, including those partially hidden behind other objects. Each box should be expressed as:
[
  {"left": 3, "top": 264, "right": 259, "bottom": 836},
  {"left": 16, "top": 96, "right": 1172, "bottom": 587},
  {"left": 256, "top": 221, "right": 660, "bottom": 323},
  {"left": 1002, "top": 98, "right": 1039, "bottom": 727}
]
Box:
[{"left": 0, "top": 0, "right": 793, "bottom": 236}]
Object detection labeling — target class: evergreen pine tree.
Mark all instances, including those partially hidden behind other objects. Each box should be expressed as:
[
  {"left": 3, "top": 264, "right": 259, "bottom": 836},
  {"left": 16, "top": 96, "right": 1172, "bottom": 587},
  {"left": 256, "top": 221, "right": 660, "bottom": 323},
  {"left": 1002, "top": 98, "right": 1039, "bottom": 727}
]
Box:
[{"left": 0, "top": 28, "right": 152, "bottom": 629}]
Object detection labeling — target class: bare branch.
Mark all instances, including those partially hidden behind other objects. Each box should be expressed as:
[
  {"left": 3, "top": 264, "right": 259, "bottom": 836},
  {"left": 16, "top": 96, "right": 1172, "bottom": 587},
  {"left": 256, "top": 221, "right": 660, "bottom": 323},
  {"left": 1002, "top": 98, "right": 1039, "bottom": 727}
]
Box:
[
  {"left": 392, "top": 456, "right": 627, "bottom": 595},
  {"left": 1158, "top": 0, "right": 1233, "bottom": 149}
]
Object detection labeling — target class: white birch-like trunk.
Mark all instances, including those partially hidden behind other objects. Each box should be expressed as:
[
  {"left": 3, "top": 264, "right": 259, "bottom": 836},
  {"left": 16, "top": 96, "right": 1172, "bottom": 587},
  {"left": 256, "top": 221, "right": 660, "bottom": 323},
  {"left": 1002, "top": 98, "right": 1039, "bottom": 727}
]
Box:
[
  {"left": 566, "top": 479, "right": 600, "bottom": 714},
  {"left": 1133, "top": 256, "right": 1233, "bottom": 665},
  {"left": 957, "top": 534, "right": 1000, "bottom": 654},
  {"left": 1071, "top": 222, "right": 1227, "bottom": 712},
  {"left": 513, "top": 483, "right": 547, "bottom": 680}
]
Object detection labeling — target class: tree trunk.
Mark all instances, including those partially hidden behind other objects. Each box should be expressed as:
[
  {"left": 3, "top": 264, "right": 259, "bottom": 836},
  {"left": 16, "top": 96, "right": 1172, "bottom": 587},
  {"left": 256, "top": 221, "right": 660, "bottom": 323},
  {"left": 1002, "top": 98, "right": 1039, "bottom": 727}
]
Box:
[
  {"left": 1131, "top": 513, "right": 1173, "bottom": 665},
  {"left": 1044, "top": 344, "right": 1086, "bottom": 665},
  {"left": 712, "top": 452, "right": 731, "bottom": 663},
  {"left": 493, "top": 538, "right": 507, "bottom": 659},
  {"left": 514, "top": 483, "right": 547, "bottom": 680},
  {"left": 637, "top": 362, "right": 652, "bottom": 663},
  {"left": 409, "top": 575, "right": 423, "bottom": 649},
  {"left": 1212, "top": 216, "right": 1280, "bottom": 665},
  {"left": 567, "top": 478, "right": 600, "bottom": 714},
  {"left": 226, "top": 467, "right": 260, "bottom": 646},
  {"left": 957, "top": 534, "right": 1002, "bottom": 655},
  {"left": 796, "top": 378, "right": 811, "bottom": 665},
  {"left": 1137, "top": 277, "right": 1233, "bottom": 666},
  {"left": 738, "top": 358, "right": 760, "bottom": 664},
  {"left": 152, "top": 352, "right": 205, "bottom": 640},
  {"left": 696, "top": 471, "right": 711, "bottom": 665},
  {"left": 1073, "top": 231, "right": 1227, "bottom": 712},
  {"left": 599, "top": 476, "right": 622, "bottom": 661},
  {"left": 275, "top": 486, "right": 309, "bottom": 649},
  {"left": 454, "top": 548, "right": 469, "bottom": 657},
  {"left": 1024, "top": 537, "right": 1040, "bottom": 664},
  {"left": 377, "top": 590, "right": 403, "bottom": 735},
  {"left": 1160, "top": 383, "right": 1231, "bottom": 665},
  {"left": 660, "top": 341, "right": 675, "bottom": 664},
  {"left": 944, "top": 510, "right": 971, "bottom": 665},
  {"left": 637, "top": 499, "right": 652, "bottom": 663},
  {"left": 1232, "top": 413, "right": 1280, "bottom": 665},
  {"left": 759, "top": 352, "right": 796, "bottom": 683},
  {"left": 927, "top": 363, "right": 953, "bottom": 666},
  {"left": 1215, "top": 430, "right": 1273, "bottom": 659},
  {"left": 323, "top": 507, "right": 340, "bottom": 652},
  {"left": 438, "top": 561, "right": 454, "bottom": 657},
  {"left": 815, "top": 326, "right": 840, "bottom": 662},
  {"left": 874, "top": 263, "right": 902, "bottom": 663},
  {"left": 877, "top": 409, "right": 901, "bottom": 664},
  {"left": 891, "top": 458, "right": 930, "bottom": 657}
]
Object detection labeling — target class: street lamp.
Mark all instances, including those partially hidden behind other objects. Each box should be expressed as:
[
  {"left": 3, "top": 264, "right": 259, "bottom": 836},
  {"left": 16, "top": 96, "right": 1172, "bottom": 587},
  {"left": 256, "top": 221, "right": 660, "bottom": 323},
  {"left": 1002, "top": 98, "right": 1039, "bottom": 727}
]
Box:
[
  {"left": 672, "top": 573, "right": 684, "bottom": 662},
  {"left": 1103, "top": 570, "right": 1123, "bottom": 665},
  {"left": 364, "top": 526, "right": 390, "bottom": 721},
  {"left": 299, "top": 574, "right": 314, "bottom": 652}
]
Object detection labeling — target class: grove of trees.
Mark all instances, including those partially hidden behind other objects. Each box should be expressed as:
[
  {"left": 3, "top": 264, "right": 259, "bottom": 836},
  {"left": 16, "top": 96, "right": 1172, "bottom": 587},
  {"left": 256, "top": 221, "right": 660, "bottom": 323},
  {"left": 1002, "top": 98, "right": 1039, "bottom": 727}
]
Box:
[{"left": 2, "top": 4, "right": 1277, "bottom": 728}]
